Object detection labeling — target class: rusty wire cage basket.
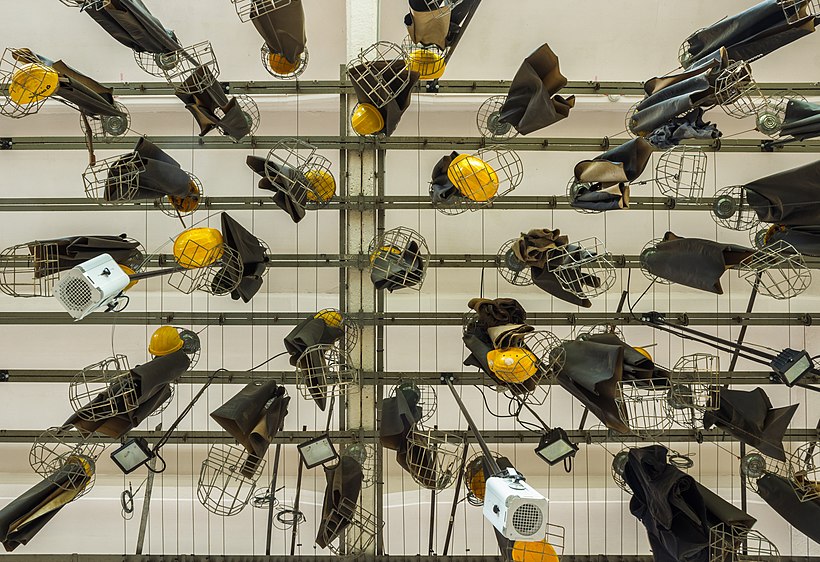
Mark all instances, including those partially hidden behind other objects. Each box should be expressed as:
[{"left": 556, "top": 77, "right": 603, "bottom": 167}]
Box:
[
  {"left": 83, "top": 152, "right": 145, "bottom": 204},
  {"left": 709, "top": 523, "right": 780, "bottom": 562},
  {"left": 714, "top": 60, "right": 767, "bottom": 119},
  {"left": 655, "top": 146, "right": 708, "bottom": 201},
  {"left": 0, "top": 48, "right": 59, "bottom": 118},
  {"left": 755, "top": 92, "right": 807, "bottom": 138},
  {"left": 261, "top": 42, "right": 309, "bottom": 80},
  {"left": 197, "top": 444, "right": 266, "bottom": 516},
  {"left": 779, "top": 0, "right": 820, "bottom": 24},
  {"left": 160, "top": 41, "right": 219, "bottom": 94},
  {"left": 668, "top": 354, "right": 720, "bottom": 430},
  {"left": 567, "top": 177, "right": 604, "bottom": 215},
  {"left": 402, "top": 36, "right": 446, "bottom": 81},
  {"left": 786, "top": 441, "right": 820, "bottom": 503},
  {"left": 29, "top": 426, "right": 106, "bottom": 496},
  {"left": 69, "top": 354, "right": 137, "bottom": 422},
  {"left": 321, "top": 497, "right": 382, "bottom": 558},
  {"left": 231, "top": 0, "right": 293, "bottom": 22},
  {"left": 616, "top": 379, "right": 674, "bottom": 438},
  {"left": 476, "top": 95, "right": 518, "bottom": 141},
  {"left": 346, "top": 42, "right": 410, "bottom": 108},
  {"left": 79, "top": 101, "right": 130, "bottom": 141},
  {"left": 342, "top": 442, "right": 377, "bottom": 489},
  {"left": 711, "top": 185, "right": 761, "bottom": 231},
  {"left": 167, "top": 241, "right": 244, "bottom": 296},
  {"left": 504, "top": 524, "right": 566, "bottom": 562},
  {"left": 496, "top": 238, "right": 533, "bottom": 287},
  {"left": 736, "top": 240, "right": 811, "bottom": 300},
  {"left": 389, "top": 380, "right": 438, "bottom": 425},
  {"left": 368, "top": 227, "right": 430, "bottom": 292},
  {"left": 156, "top": 173, "right": 205, "bottom": 218},
  {"left": 314, "top": 308, "right": 361, "bottom": 353},
  {"left": 0, "top": 241, "right": 63, "bottom": 298},
  {"left": 548, "top": 237, "right": 617, "bottom": 299},
  {"left": 295, "top": 343, "right": 359, "bottom": 403},
  {"left": 404, "top": 428, "right": 463, "bottom": 491},
  {"left": 435, "top": 147, "right": 524, "bottom": 215},
  {"left": 265, "top": 138, "right": 336, "bottom": 209}
]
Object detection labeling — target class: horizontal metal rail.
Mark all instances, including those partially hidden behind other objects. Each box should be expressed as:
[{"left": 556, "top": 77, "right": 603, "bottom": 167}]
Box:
[{"left": 0, "top": 556, "right": 812, "bottom": 562}]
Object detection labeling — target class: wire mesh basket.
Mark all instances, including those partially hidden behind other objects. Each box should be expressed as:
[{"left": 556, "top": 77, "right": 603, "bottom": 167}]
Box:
[
  {"left": 161, "top": 41, "right": 219, "bottom": 94},
  {"left": 755, "top": 92, "right": 807, "bottom": 138},
  {"left": 655, "top": 146, "right": 708, "bottom": 201},
  {"left": 709, "top": 523, "right": 780, "bottom": 562},
  {"left": 219, "top": 93, "right": 260, "bottom": 140},
  {"left": 489, "top": 331, "right": 565, "bottom": 399},
  {"left": 624, "top": 100, "right": 641, "bottom": 138},
  {"left": 504, "top": 524, "right": 566, "bottom": 562},
  {"left": 787, "top": 441, "right": 820, "bottom": 503},
  {"left": 80, "top": 101, "right": 130, "bottom": 141},
  {"left": 83, "top": 152, "right": 145, "bottom": 204},
  {"left": 58, "top": 0, "right": 109, "bottom": 9},
  {"left": 464, "top": 452, "right": 507, "bottom": 506},
  {"left": 314, "top": 308, "right": 361, "bottom": 352},
  {"left": 134, "top": 49, "right": 182, "bottom": 78},
  {"left": 715, "top": 60, "right": 766, "bottom": 119},
  {"left": 566, "top": 178, "right": 603, "bottom": 215},
  {"left": 389, "top": 380, "right": 437, "bottom": 424},
  {"left": 322, "top": 497, "right": 381, "bottom": 558},
  {"left": 548, "top": 237, "right": 617, "bottom": 299},
  {"left": 265, "top": 138, "right": 336, "bottom": 209},
  {"left": 261, "top": 41, "right": 308, "bottom": 79},
  {"left": 150, "top": 326, "right": 202, "bottom": 369},
  {"left": 368, "top": 227, "right": 430, "bottom": 292},
  {"left": 435, "top": 148, "right": 524, "bottom": 215},
  {"left": 295, "top": 343, "right": 359, "bottom": 402},
  {"left": 668, "top": 354, "right": 720, "bottom": 430},
  {"left": 416, "top": 0, "right": 460, "bottom": 14},
  {"left": 739, "top": 452, "right": 790, "bottom": 495},
  {"left": 167, "top": 243, "right": 243, "bottom": 296},
  {"left": 197, "top": 444, "right": 265, "bottom": 516},
  {"left": 575, "top": 323, "right": 625, "bottom": 342},
  {"left": 69, "top": 354, "right": 137, "bottom": 422},
  {"left": 29, "top": 427, "right": 106, "bottom": 495},
  {"left": 611, "top": 449, "right": 632, "bottom": 493},
  {"left": 616, "top": 379, "right": 674, "bottom": 437},
  {"left": 736, "top": 240, "right": 811, "bottom": 300},
  {"left": 404, "top": 428, "right": 463, "bottom": 490},
  {"left": 778, "top": 0, "right": 819, "bottom": 24},
  {"left": 341, "top": 443, "right": 377, "bottom": 489},
  {"left": 346, "top": 42, "right": 409, "bottom": 108},
  {"left": 496, "top": 238, "right": 533, "bottom": 287},
  {"left": 402, "top": 36, "right": 446, "bottom": 81},
  {"left": 156, "top": 173, "right": 205, "bottom": 218},
  {"left": 231, "top": 0, "right": 293, "bottom": 22},
  {"left": 0, "top": 241, "right": 63, "bottom": 297},
  {"left": 711, "top": 185, "right": 761, "bottom": 231},
  {"left": 476, "top": 95, "right": 518, "bottom": 141},
  {"left": 639, "top": 238, "right": 674, "bottom": 285},
  {"left": 0, "top": 48, "right": 60, "bottom": 118}
]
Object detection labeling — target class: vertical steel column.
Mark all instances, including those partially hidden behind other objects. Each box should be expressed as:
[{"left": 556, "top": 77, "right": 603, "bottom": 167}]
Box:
[{"left": 345, "top": 0, "right": 380, "bottom": 555}]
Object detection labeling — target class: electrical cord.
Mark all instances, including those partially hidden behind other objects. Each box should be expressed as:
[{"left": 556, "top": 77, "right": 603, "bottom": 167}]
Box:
[{"left": 120, "top": 477, "right": 149, "bottom": 520}]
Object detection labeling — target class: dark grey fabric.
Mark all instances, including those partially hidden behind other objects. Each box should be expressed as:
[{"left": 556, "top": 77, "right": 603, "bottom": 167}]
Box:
[
  {"left": 370, "top": 241, "right": 425, "bottom": 292},
  {"left": 251, "top": 0, "right": 306, "bottom": 63},
  {"left": 380, "top": 386, "right": 422, "bottom": 451},
  {"left": 175, "top": 67, "right": 251, "bottom": 140},
  {"left": 283, "top": 314, "right": 345, "bottom": 411},
  {"left": 745, "top": 160, "right": 820, "bottom": 226},
  {"left": 757, "top": 472, "right": 820, "bottom": 542},
  {"left": 29, "top": 235, "right": 142, "bottom": 277},
  {"left": 574, "top": 139, "right": 655, "bottom": 188},
  {"left": 349, "top": 61, "right": 420, "bottom": 137},
  {"left": 246, "top": 155, "right": 307, "bottom": 223},
  {"left": 316, "top": 455, "right": 363, "bottom": 549},
  {"left": 215, "top": 213, "right": 268, "bottom": 303},
  {"left": 648, "top": 108, "right": 722, "bottom": 149},
  {"left": 106, "top": 137, "right": 193, "bottom": 202},
  {"left": 428, "top": 152, "right": 462, "bottom": 204},
  {"left": 765, "top": 224, "right": 820, "bottom": 256},
  {"left": 82, "top": 0, "right": 181, "bottom": 54},
  {"left": 780, "top": 98, "right": 820, "bottom": 141}
]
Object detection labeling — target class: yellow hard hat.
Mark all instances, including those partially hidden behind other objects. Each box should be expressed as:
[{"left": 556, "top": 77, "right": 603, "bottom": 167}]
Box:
[
  {"left": 149, "top": 326, "right": 184, "bottom": 356},
  {"left": 305, "top": 168, "right": 336, "bottom": 203},
  {"left": 370, "top": 244, "right": 402, "bottom": 264},
  {"left": 9, "top": 63, "right": 59, "bottom": 105},
  {"left": 351, "top": 103, "right": 385, "bottom": 136},
  {"left": 466, "top": 458, "right": 488, "bottom": 501},
  {"left": 173, "top": 228, "right": 224, "bottom": 269},
  {"left": 119, "top": 264, "right": 139, "bottom": 292},
  {"left": 511, "top": 540, "right": 559, "bottom": 562},
  {"left": 315, "top": 309, "right": 343, "bottom": 328},
  {"left": 267, "top": 52, "right": 299, "bottom": 75},
  {"left": 633, "top": 347, "right": 653, "bottom": 361},
  {"left": 447, "top": 154, "right": 500, "bottom": 202},
  {"left": 168, "top": 180, "right": 201, "bottom": 213},
  {"left": 406, "top": 48, "right": 446, "bottom": 80},
  {"left": 487, "top": 347, "right": 539, "bottom": 384}
]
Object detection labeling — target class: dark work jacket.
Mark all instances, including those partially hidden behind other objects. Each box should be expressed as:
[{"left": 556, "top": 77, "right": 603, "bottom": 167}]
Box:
[
  {"left": 175, "top": 67, "right": 251, "bottom": 140},
  {"left": 703, "top": 387, "right": 797, "bottom": 461},
  {"left": 647, "top": 108, "right": 722, "bottom": 149},
  {"left": 65, "top": 351, "right": 190, "bottom": 438},
  {"left": 349, "top": 61, "right": 420, "bottom": 137},
  {"left": 641, "top": 232, "right": 754, "bottom": 294},
  {"left": 106, "top": 137, "right": 192, "bottom": 202},
  {"left": 757, "top": 472, "right": 820, "bottom": 542},
  {"left": 211, "top": 381, "right": 289, "bottom": 477},
  {"left": 246, "top": 155, "right": 308, "bottom": 223},
  {"left": 83, "top": 0, "right": 181, "bottom": 54},
  {"left": 780, "top": 98, "right": 820, "bottom": 141},
  {"left": 624, "top": 446, "right": 755, "bottom": 562},
  {"left": 570, "top": 183, "right": 629, "bottom": 212},
  {"left": 0, "top": 459, "right": 92, "bottom": 552},
  {"left": 681, "top": 0, "right": 817, "bottom": 69},
  {"left": 499, "top": 43, "right": 575, "bottom": 135},
  {"left": 380, "top": 386, "right": 422, "bottom": 451},
  {"left": 574, "top": 139, "right": 655, "bottom": 188},
  {"left": 745, "top": 160, "right": 820, "bottom": 226},
  {"left": 315, "top": 456, "right": 364, "bottom": 549},
  {"left": 284, "top": 315, "right": 344, "bottom": 411},
  {"left": 30, "top": 235, "right": 143, "bottom": 277},
  {"left": 215, "top": 213, "right": 269, "bottom": 302},
  {"left": 251, "top": 0, "right": 306, "bottom": 63},
  {"left": 766, "top": 225, "right": 820, "bottom": 256}
]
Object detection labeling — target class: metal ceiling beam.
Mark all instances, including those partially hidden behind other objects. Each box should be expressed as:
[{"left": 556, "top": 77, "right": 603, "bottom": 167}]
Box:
[
  {"left": 0, "top": 556, "right": 812, "bottom": 562},
  {"left": 0, "top": 311, "right": 814, "bottom": 327},
  {"left": 0, "top": 195, "right": 713, "bottom": 212},
  {"left": 5, "top": 135, "right": 820, "bottom": 153},
  {"left": 2, "top": 370, "right": 797, "bottom": 386},
  {"left": 2, "top": 428, "right": 815, "bottom": 445}
]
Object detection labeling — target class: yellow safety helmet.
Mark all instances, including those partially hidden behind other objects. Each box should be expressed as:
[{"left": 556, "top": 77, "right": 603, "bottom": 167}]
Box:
[
  {"left": 447, "top": 154, "right": 500, "bottom": 202},
  {"left": 511, "top": 540, "right": 559, "bottom": 562},
  {"left": 466, "top": 457, "right": 488, "bottom": 501},
  {"left": 305, "top": 168, "right": 336, "bottom": 203},
  {"left": 370, "top": 244, "right": 402, "bottom": 264},
  {"left": 267, "top": 52, "right": 299, "bottom": 75},
  {"left": 149, "top": 326, "right": 185, "bottom": 357},
  {"left": 9, "top": 63, "right": 59, "bottom": 105},
  {"left": 119, "top": 264, "right": 139, "bottom": 292},
  {"left": 406, "top": 48, "right": 446, "bottom": 80},
  {"left": 633, "top": 346, "right": 653, "bottom": 361},
  {"left": 351, "top": 103, "right": 385, "bottom": 136},
  {"left": 173, "top": 228, "right": 224, "bottom": 269},
  {"left": 487, "top": 347, "right": 539, "bottom": 384},
  {"left": 315, "top": 309, "right": 343, "bottom": 328},
  {"left": 168, "top": 180, "right": 201, "bottom": 213}
]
